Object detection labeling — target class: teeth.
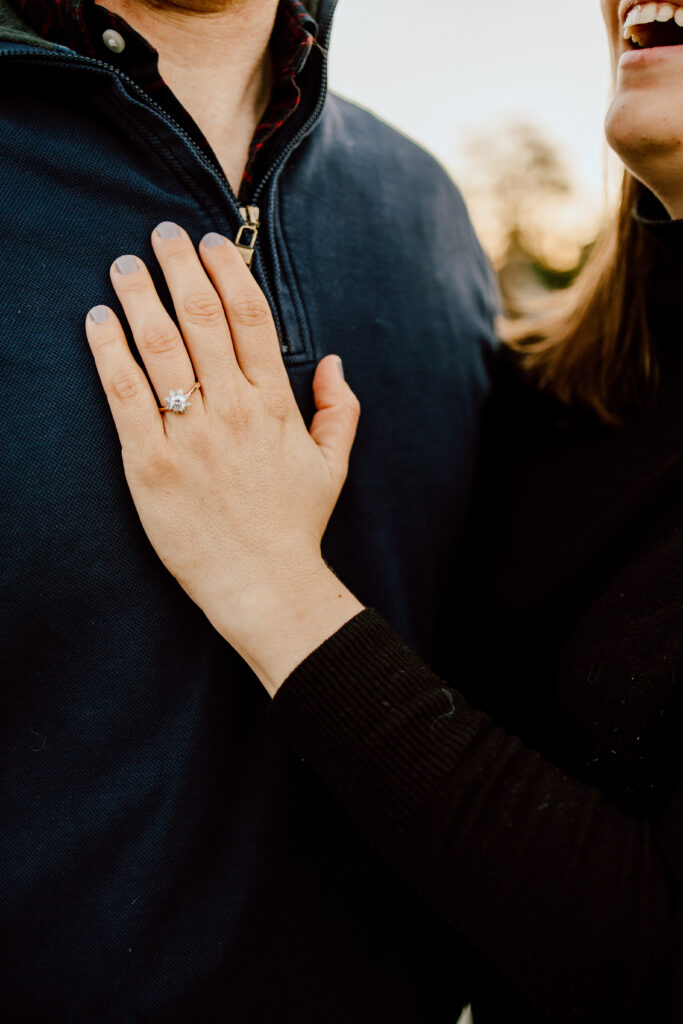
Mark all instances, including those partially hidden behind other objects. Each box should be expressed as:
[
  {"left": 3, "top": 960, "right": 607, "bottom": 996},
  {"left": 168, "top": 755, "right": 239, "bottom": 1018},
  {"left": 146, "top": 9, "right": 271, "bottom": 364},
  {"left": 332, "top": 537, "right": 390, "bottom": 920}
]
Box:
[
  {"left": 657, "top": 3, "right": 676, "bottom": 19},
  {"left": 623, "top": 2, "right": 683, "bottom": 39},
  {"left": 624, "top": 5, "right": 646, "bottom": 29},
  {"left": 626, "top": 1, "right": 665, "bottom": 26}
]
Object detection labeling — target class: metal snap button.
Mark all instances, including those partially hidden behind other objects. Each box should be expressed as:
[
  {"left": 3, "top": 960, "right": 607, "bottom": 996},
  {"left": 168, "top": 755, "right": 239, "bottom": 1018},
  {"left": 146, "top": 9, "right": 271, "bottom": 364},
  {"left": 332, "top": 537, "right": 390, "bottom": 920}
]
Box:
[{"left": 102, "top": 29, "right": 126, "bottom": 54}]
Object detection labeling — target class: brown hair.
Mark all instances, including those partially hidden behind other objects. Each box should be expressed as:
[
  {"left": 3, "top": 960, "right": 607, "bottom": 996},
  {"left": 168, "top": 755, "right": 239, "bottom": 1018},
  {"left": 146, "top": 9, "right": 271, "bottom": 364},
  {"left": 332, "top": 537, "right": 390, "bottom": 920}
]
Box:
[{"left": 502, "top": 173, "right": 655, "bottom": 424}]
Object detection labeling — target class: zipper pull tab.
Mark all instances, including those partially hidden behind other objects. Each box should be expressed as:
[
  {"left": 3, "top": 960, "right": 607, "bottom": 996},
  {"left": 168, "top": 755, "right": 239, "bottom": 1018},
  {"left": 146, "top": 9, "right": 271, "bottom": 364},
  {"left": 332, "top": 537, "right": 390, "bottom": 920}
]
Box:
[{"left": 235, "top": 205, "right": 260, "bottom": 269}]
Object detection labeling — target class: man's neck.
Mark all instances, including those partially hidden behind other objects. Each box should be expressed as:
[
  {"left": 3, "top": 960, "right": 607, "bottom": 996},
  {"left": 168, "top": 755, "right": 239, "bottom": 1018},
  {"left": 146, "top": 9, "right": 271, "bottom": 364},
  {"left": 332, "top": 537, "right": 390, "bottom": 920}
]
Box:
[{"left": 97, "top": 0, "right": 279, "bottom": 193}]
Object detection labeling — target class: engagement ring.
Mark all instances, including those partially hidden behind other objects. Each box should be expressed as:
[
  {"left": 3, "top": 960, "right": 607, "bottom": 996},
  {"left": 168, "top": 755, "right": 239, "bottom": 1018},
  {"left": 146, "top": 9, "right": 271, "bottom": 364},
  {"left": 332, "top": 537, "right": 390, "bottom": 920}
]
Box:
[{"left": 159, "top": 382, "right": 202, "bottom": 414}]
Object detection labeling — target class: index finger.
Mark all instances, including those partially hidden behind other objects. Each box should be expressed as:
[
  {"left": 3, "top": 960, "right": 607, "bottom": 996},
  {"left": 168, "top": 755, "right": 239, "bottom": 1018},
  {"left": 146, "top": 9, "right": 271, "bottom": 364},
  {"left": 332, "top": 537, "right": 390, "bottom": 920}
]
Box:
[{"left": 198, "top": 233, "right": 289, "bottom": 390}]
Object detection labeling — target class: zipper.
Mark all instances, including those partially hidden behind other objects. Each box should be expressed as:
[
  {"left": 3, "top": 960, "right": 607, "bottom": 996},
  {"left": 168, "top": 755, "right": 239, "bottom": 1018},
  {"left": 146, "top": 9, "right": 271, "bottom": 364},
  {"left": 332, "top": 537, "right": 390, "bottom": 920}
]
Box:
[
  {"left": 249, "top": 6, "right": 335, "bottom": 208},
  {"left": 235, "top": 205, "right": 261, "bottom": 268},
  {"left": 238, "top": 4, "right": 335, "bottom": 353}
]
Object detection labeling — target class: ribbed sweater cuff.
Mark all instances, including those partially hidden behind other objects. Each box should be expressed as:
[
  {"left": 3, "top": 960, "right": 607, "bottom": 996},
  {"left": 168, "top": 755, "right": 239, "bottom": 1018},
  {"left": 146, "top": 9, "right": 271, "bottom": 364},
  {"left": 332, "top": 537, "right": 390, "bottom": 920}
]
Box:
[{"left": 268, "top": 609, "right": 490, "bottom": 835}]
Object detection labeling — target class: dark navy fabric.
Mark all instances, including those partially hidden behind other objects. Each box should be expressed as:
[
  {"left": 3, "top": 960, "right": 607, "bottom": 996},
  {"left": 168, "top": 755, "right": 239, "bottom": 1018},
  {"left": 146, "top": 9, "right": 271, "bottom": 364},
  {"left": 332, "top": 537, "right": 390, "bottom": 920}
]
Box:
[{"left": 0, "top": 1, "right": 497, "bottom": 1019}]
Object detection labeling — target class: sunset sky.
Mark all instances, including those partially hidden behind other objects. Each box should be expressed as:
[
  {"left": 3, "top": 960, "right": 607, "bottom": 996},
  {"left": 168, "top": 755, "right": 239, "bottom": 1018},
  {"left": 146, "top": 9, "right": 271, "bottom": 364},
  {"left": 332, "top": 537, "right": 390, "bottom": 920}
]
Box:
[{"left": 329, "top": 0, "right": 615, "bottom": 227}]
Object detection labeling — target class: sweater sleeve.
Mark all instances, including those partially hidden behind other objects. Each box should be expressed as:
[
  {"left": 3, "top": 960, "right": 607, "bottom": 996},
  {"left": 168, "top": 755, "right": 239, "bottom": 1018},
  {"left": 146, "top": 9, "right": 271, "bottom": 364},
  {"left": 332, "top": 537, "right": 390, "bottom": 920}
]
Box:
[{"left": 268, "top": 609, "right": 683, "bottom": 1024}]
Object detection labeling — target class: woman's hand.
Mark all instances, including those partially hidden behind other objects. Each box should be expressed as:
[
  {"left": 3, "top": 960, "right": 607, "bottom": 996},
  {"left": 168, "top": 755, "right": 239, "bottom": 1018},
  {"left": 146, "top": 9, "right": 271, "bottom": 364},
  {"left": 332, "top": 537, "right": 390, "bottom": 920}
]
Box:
[{"left": 85, "top": 223, "right": 363, "bottom": 691}]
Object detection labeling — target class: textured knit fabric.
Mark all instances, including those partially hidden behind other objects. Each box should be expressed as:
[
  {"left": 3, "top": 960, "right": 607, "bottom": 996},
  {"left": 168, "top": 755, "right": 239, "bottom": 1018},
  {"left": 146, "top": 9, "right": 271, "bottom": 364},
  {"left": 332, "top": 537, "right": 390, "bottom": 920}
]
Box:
[
  {"left": 0, "top": 0, "right": 497, "bottom": 1020},
  {"left": 9, "top": 0, "right": 315, "bottom": 199},
  {"left": 269, "top": 204, "right": 683, "bottom": 1024}
]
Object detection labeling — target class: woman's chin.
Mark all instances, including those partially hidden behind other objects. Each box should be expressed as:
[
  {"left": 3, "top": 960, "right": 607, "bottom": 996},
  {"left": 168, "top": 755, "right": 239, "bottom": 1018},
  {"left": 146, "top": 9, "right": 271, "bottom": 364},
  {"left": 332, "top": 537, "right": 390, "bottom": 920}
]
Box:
[{"left": 606, "top": 109, "right": 683, "bottom": 210}]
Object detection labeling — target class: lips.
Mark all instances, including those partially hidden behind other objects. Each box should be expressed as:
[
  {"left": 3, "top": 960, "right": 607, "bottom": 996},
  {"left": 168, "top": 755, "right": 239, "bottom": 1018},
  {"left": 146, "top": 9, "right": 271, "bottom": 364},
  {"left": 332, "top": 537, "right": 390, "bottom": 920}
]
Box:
[{"left": 623, "top": 2, "right": 683, "bottom": 48}]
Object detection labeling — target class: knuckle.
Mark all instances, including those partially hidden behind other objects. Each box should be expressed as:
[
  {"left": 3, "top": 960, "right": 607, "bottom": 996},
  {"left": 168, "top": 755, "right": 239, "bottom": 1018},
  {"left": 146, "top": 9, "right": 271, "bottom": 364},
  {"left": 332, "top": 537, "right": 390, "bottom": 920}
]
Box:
[
  {"left": 117, "top": 273, "right": 149, "bottom": 297},
  {"left": 222, "top": 393, "right": 251, "bottom": 432},
  {"left": 262, "top": 387, "right": 291, "bottom": 422},
  {"left": 164, "top": 244, "right": 192, "bottom": 265},
  {"left": 344, "top": 395, "right": 361, "bottom": 421},
  {"left": 230, "top": 295, "right": 272, "bottom": 329},
  {"left": 139, "top": 320, "right": 181, "bottom": 356},
  {"left": 189, "top": 424, "right": 212, "bottom": 459},
  {"left": 109, "top": 369, "right": 143, "bottom": 403},
  {"left": 181, "top": 292, "right": 225, "bottom": 328},
  {"left": 139, "top": 446, "right": 175, "bottom": 481},
  {"left": 90, "top": 330, "right": 121, "bottom": 354}
]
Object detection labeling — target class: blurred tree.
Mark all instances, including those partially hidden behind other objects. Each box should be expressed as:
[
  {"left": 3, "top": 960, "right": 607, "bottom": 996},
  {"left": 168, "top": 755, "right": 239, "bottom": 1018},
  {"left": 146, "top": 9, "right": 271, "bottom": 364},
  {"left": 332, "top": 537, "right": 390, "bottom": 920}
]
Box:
[{"left": 458, "top": 121, "right": 597, "bottom": 309}]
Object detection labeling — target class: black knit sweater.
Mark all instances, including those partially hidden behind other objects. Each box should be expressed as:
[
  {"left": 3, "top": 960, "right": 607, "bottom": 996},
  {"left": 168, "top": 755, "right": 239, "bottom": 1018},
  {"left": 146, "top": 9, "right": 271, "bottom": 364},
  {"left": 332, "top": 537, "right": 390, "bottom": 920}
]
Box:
[{"left": 269, "top": 207, "right": 683, "bottom": 1024}]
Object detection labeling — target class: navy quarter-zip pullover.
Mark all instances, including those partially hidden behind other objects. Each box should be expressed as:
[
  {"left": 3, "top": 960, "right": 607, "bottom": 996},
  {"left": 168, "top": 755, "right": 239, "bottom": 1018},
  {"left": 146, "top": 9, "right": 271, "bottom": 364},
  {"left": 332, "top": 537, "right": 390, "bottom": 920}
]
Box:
[{"left": 0, "top": 1, "right": 497, "bottom": 1019}]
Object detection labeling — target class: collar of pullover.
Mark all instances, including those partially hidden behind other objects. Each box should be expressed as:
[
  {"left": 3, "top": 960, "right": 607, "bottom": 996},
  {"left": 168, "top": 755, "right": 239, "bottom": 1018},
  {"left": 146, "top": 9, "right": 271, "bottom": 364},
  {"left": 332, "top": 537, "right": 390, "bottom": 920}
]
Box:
[
  {"left": 634, "top": 190, "right": 683, "bottom": 347},
  {"left": 635, "top": 189, "right": 683, "bottom": 262},
  {"left": 4, "top": 0, "right": 316, "bottom": 72},
  {"left": 1, "top": 0, "right": 320, "bottom": 202},
  {"left": 0, "top": 0, "right": 334, "bottom": 50}
]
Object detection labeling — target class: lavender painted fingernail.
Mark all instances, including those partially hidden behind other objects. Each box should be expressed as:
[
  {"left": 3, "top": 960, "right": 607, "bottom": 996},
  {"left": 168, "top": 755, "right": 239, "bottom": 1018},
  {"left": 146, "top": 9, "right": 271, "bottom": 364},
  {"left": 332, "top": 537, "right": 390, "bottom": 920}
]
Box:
[
  {"left": 115, "top": 255, "right": 139, "bottom": 275},
  {"left": 201, "top": 232, "right": 226, "bottom": 248},
  {"left": 89, "top": 305, "right": 109, "bottom": 324},
  {"left": 155, "top": 221, "right": 181, "bottom": 239}
]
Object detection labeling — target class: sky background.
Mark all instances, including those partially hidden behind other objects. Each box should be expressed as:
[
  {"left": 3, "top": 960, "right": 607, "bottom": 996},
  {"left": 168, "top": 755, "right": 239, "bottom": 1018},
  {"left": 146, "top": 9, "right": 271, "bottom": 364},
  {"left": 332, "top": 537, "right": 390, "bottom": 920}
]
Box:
[{"left": 328, "top": 0, "right": 615, "bottom": 240}]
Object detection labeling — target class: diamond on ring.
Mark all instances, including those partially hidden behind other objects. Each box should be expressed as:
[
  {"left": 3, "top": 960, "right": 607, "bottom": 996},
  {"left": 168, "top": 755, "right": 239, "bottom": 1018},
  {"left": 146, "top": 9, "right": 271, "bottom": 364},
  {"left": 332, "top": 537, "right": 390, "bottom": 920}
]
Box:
[{"left": 159, "top": 381, "right": 201, "bottom": 414}]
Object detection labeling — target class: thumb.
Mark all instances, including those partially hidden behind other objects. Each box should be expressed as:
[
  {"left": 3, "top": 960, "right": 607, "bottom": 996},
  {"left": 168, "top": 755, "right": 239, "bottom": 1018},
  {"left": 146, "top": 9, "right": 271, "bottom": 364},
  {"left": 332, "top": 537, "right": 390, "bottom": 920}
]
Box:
[{"left": 309, "top": 355, "right": 361, "bottom": 489}]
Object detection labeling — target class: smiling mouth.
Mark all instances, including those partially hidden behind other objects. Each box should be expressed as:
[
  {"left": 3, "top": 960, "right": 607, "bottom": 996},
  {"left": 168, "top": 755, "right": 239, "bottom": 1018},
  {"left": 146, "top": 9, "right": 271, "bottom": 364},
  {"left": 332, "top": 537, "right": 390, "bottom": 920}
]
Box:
[{"left": 624, "top": 2, "right": 683, "bottom": 48}]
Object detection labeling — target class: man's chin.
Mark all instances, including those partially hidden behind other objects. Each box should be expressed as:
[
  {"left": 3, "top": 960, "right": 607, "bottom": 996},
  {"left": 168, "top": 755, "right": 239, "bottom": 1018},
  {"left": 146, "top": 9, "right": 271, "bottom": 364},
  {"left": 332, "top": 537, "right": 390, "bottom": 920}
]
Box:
[{"left": 140, "top": 0, "right": 250, "bottom": 14}]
